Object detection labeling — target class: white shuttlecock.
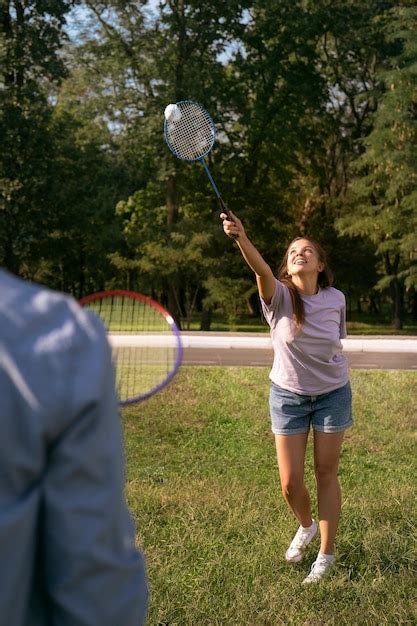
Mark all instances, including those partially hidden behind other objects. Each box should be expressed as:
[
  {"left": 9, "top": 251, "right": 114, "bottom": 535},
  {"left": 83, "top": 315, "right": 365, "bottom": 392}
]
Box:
[{"left": 164, "top": 103, "right": 182, "bottom": 123}]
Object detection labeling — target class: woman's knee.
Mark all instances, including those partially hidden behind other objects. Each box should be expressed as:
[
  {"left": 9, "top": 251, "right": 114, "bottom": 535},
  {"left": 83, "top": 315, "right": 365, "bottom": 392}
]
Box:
[
  {"left": 280, "top": 475, "right": 305, "bottom": 499},
  {"left": 314, "top": 463, "right": 338, "bottom": 486}
]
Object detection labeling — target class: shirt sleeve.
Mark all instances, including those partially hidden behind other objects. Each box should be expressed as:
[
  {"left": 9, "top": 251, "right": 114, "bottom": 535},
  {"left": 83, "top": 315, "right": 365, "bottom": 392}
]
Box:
[
  {"left": 260, "top": 279, "right": 284, "bottom": 326},
  {"left": 40, "top": 310, "right": 148, "bottom": 626},
  {"left": 340, "top": 296, "right": 347, "bottom": 339}
]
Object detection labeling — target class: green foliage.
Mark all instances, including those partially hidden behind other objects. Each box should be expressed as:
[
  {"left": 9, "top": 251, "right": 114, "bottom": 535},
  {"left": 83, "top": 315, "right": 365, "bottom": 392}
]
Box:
[
  {"left": 0, "top": 1, "right": 75, "bottom": 275},
  {"left": 203, "top": 275, "right": 257, "bottom": 327},
  {"left": 336, "top": 5, "right": 417, "bottom": 327},
  {"left": 43, "top": 102, "right": 126, "bottom": 295},
  {"left": 340, "top": 6, "right": 417, "bottom": 237},
  {"left": 2, "top": 1, "right": 416, "bottom": 328}
]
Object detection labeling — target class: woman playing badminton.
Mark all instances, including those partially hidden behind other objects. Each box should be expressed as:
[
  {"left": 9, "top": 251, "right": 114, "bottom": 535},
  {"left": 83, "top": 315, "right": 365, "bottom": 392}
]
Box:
[{"left": 221, "top": 211, "right": 352, "bottom": 585}]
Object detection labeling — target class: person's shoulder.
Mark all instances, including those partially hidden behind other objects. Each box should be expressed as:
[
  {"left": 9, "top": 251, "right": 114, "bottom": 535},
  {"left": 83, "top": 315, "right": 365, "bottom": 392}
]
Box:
[
  {"left": 0, "top": 269, "right": 68, "bottom": 309},
  {"left": 322, "top": 286, "right": 346, "bottom": 304},
  {"left": 0, "top": 270, "right": 103, "bottom": 347},
  {"left": 276, "top": 279, "right": 290, "bottom": 293},
  {"left": 269, "top": 278, "right": 291, "bottom": 303}
]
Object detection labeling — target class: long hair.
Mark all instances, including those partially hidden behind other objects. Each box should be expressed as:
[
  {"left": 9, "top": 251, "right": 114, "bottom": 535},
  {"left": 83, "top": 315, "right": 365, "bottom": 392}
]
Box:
[{"left": 277, "top": 237, "right": 334, "bottom": 327}]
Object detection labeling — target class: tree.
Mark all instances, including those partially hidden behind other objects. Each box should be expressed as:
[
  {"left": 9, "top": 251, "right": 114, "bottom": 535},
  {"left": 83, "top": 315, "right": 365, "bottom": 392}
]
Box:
[
  {"left": 43, "top": 100, "right": 127, "bottom": 296},
  {"left": 337, "top": 4, "right": 417, "bottom": 329},
  {"left": 71, "top": 0, "right": 249, "bottom": 324},
  {"left": 0, "top": 0, "right": 75, "bottom": 276},
  {"left": 52, "top": 0, "right": 416, "bottom": 329},
  {"left": 203, "top": 275, "right": 257, "bottom": 328}
]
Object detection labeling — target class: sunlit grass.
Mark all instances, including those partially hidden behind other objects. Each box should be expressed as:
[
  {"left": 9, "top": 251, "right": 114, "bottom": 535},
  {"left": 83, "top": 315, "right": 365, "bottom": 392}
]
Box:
[
  {"left": 182, "top": 318, "right": 417, "bottom": 335},
  {"left": 123, "top": 368, "right": 416, "bottom": 625}
]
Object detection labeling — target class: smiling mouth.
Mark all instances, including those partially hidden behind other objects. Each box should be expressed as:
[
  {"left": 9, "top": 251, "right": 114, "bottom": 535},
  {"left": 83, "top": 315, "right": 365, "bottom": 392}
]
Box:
[{"left": 295, "top": 259, "right": 306, "bottom": 265}]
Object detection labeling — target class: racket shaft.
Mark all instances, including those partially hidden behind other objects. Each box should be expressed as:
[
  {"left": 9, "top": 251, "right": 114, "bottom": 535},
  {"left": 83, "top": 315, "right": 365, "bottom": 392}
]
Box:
[
  {"left": 200, "top": 158, "right": 234, "bottom": 223},
  {"left": 201, "top": 158, "right": 221, "bottom": 199}
]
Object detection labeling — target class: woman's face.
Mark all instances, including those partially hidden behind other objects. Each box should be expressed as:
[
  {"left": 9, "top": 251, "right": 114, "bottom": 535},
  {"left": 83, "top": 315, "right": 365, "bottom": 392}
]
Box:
[{"left": 286, "top": 239, "right": 324, "bottom": 278}]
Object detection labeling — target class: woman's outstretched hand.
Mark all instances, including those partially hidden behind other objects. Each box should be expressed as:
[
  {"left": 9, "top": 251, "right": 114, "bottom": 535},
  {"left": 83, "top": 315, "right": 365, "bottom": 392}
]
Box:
[{"left": 220, "top": 210, "right": 244, "bottom": 239}]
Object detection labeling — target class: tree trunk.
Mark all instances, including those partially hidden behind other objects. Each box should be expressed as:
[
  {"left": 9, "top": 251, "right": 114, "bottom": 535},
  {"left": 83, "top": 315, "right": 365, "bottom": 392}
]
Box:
[
  {"left": 390, "top": 278, "right": 403, "bottom": 330},
  {"left": 369, "top": 294, "right": 379, "bottom": 315},
  {"left": 410, "top": 287, "right": 417, "bottom": 322},
  {"left": 166, "top": 172, "right": 178, "bottom": 227},
  {"left": 200, "top": 307, "right": 212, "bottom": 331},
  {"left": 167, "top": 282, "right": 182, "bottom": 330},
  {"left": 384, "top": 253, "right": 403, "bottom": 330}
]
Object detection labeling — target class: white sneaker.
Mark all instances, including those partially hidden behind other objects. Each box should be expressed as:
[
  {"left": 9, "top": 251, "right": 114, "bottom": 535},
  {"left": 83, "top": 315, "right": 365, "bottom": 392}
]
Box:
[
  {"left": 302, "top": 553, "right": 335, "bottom": 584},
  {"left": 285, "top": 520, "right": 318, "bottom": 562}
]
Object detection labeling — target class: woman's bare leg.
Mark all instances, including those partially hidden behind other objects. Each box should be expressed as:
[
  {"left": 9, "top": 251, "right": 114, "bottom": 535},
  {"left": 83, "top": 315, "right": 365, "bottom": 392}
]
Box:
[
  {"left": 275, "top": 432, "right": 312, "bottom": 527},
  {"left": 313, "top": 430, "right": 346, "bottom": 554}
]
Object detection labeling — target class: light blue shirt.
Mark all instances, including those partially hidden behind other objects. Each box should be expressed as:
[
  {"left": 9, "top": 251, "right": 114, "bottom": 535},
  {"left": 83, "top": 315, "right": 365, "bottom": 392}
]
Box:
[{"left": 0, "top": 270, "right": 147, "bottom": 625}]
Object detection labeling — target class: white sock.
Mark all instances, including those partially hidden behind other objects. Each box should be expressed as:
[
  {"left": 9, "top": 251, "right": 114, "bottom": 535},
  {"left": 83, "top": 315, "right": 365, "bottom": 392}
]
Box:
[
  {"left": 302, "top": 519, "right": 315, "bottom": 529},
  {"left": 318, "top": 552, "right": 335, "bottom": 562}
]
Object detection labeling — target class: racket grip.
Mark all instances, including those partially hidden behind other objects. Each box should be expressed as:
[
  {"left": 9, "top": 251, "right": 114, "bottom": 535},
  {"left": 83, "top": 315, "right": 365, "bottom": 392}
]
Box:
[
  {"left": 219, "top": 198, "right": 238, "bottom": 239},
  {"left": 218, "top": 197, "right": 233, "bottom": 221}
]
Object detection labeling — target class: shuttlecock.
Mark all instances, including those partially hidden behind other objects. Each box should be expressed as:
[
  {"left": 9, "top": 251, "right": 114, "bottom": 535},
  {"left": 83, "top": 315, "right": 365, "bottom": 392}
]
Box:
[{"left": 164, "top": 103, "right": 182, "bottom": 123}]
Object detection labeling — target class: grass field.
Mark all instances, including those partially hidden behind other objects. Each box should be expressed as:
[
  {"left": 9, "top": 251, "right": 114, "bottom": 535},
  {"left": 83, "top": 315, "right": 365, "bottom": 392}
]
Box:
[
  {"left": 82, "top": 298, "right": 417, "bottom": 335},
  {"left": 180, "top": 318, "right": 417, "bottom": 335},
  {"left": 123, "top": 369, "right": 416, "bottom": 625},
  {"left": 198, "top": 320, "right": 417, "bottom": 335}
]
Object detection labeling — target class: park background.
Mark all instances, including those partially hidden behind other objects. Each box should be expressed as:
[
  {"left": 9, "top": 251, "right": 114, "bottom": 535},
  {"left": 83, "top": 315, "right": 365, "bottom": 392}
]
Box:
[
  {"left": 2, "top": 3, "right": 417, "bottom": 624},
  {"left": 1, "top": 0, "right": 417, "bottom": 333}
]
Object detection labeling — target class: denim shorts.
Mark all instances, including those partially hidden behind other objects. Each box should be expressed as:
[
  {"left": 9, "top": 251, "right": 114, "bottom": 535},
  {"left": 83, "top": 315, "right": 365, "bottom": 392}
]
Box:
[{"left": 269, "top": 381, "right": 353, "bottom": 435}]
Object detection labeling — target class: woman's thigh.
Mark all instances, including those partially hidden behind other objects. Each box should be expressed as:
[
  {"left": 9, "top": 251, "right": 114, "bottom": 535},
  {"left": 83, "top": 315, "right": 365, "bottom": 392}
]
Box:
[
  {"left": 275, "top": 432, "right": 309, "bottom": 486},
  {"left": 313, "top": 430, "right": 345, "bottom": 477}
]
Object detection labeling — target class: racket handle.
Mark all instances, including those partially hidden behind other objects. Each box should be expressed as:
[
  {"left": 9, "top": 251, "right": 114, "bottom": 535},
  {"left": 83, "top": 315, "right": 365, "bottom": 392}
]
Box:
[
  {"left": 199, "top": 158, "right": 237, "bottom": 238},
  {"left": 218, "top": 196, "right": 230, "bottom": 218},
  {"left": 219, "top": 198, "right": 238, "bottom": 239}
]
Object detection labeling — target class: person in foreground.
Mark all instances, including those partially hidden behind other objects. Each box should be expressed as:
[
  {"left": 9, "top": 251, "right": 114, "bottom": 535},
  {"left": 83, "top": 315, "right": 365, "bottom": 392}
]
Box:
[
  {"left": 0, "top": 269, "right": 148, "bottom": 625},
  {"left": 221, "top": 212, "right": 352, "bottom": 584}
]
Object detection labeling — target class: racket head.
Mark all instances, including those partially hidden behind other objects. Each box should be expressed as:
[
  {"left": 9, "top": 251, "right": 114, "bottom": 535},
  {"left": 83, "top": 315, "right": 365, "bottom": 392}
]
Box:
[
  {"left": 80, "top": 290, "right": 183, "bottom": 406},
  {"left": 164, "top": 100, "right": 216, "bottom": 161}
]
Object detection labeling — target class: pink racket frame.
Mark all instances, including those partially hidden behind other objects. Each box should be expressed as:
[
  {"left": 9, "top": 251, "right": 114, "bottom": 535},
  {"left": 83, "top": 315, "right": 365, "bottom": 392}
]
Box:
[{"left": 80, "top": 290, "right": 183, "bottom": 405}]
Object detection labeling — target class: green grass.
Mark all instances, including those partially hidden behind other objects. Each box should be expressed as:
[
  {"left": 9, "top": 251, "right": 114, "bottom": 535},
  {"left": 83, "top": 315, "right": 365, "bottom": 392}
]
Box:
[
  {"left": 123, "top": 369, "right": 416, "bottom": 625},
  {"left": 346, "top": 321, "right": 417, "bottom": 336},
  {"left": 84, "top": 298, "right": 417, "bottom": 334},
  {"left": 182, "top": 316, "right": 417, "bottom": 335},
  {"left": 84, "top": 298, "right": 170, "bottom": 332}
]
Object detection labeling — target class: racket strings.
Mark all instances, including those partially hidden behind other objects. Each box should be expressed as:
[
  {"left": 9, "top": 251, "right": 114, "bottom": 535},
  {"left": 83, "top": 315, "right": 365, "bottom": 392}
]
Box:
[
  {"left": 125, "top": 295, "right": 137, "bottom": 399},
  {"left": 85, "top": 295, "right": 177, "bottom": 403},
  {"left": 165, "top": 101, "right": 215, "bottom": 161}
]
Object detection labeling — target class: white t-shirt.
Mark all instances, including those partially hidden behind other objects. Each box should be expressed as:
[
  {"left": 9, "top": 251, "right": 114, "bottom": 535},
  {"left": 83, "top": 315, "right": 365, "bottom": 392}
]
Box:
[{"left": 261, "top": 279, "right": 349, "bottom": 395}]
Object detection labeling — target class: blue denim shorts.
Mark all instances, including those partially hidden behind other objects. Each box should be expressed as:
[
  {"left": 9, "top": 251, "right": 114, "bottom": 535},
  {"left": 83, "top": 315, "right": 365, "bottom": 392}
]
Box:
[{"left": 269, "top": 381, "right": 353, "bottom": 435}]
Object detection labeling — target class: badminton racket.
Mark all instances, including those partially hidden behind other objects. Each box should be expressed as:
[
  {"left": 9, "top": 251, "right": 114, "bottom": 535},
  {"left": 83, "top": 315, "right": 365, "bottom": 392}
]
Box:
[
  {"left": 80, "top": 290, "right": 183, "bottom": 406},
  {"left": 163, "top": 100, "right": 234, "bottom": 223}
]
